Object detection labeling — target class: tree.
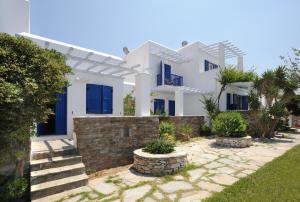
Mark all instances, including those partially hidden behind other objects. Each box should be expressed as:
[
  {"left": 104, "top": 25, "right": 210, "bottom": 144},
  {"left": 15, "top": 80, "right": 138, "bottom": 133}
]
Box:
[
  {"left": 123, "top": 91, "right": 135, "bottom": 116},
  {"left": 216, "top": 66, "right": 256, "bottom": 108},
  {"left": 249, "top": 66, "right": 296, "bottom": 138},
  {"left": 0, "top": 33, "right": 72, "bottom": 176}
]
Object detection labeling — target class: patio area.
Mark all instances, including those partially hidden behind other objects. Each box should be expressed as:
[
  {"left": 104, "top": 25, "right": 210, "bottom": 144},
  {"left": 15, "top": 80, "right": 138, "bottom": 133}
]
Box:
[{"left": 36, "top": 132, "right": 300, "bottom": 202}]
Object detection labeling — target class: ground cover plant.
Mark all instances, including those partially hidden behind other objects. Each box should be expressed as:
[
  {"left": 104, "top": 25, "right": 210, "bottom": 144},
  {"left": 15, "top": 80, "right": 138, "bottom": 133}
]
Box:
[
  {"left": 143, "top": 139, "right": 175, "bottom": 154},
  {"left": 204, "top": 144, "right": 300, "bottom": 202}
]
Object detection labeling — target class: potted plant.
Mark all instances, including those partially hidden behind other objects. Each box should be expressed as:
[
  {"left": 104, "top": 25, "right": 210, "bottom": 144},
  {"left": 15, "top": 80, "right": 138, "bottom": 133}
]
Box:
[{"left": 212, "top": 112, "right": 252, "bottom": 148}]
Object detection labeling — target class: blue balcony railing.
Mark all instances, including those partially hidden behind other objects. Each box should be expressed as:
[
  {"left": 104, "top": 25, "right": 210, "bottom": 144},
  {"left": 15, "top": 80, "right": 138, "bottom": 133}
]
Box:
[{"left": 157, "top": 74, "right": 183, "bottom": 86}]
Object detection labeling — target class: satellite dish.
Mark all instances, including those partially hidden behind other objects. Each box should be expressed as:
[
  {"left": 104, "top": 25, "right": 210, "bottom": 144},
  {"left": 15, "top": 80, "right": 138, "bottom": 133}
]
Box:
[
  {"left": 123, "top": 46, "right": 130, "bottom": 55},
  {"left": 182, "top": 41, "right": 188, "bottom": 47}
]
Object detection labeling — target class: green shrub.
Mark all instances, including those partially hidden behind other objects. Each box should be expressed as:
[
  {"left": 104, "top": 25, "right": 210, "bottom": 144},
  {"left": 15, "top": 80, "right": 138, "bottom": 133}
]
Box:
[
  {"left": 180, "top": 124, "right": 193, "bottom": 141},
  {"left": 160, "top": 133, "right": 176, "bottom": 143},
  {"left": 212, "top": 112, "right": 247, "bottom": 137},
  {"left": 159, "top": 122, "right": 175, "bottom": 135},
  {"left": 1, "top": 177, "right": 28, "bottom": 201},
  {"left": 143, "top": 139, "right": 175, "bottom": 154},
  {"left": 201, "top": 124, "right": 212, "bottom": 135}
]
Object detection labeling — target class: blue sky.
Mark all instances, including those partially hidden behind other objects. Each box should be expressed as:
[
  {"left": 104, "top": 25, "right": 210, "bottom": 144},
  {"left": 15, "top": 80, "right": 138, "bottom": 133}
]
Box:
[{"left": 30, "top": 0, "right": 300, "bottom": 74}]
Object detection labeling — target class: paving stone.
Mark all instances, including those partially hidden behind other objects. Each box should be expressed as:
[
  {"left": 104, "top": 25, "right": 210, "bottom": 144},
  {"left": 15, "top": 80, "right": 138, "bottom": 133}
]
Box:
[
  {"left": 215, "top": 166, "right": 236, "bottom": 174},
  {"left": 188, "top": 168, "right": 206, "bottom": 182},
  {"left": 179, "top": 190, "right": 211, "bottom": 202},
  {"left": 159, "top": 181, "right": 193, "bottom": 193},
  {"left": 122, "top": 185, "right": 151, "bottom": 202},
  {"left": 235, "top": 172, "right": 248, "bottom": 178},
  {"left": 197, "top": 181, "right": 224, "bottom": 192},
  {"left": 217, "top": 158, "right": 237, "bottom": 165},
  {"left": 242, "top": 169, "right": 255, "bottom": 175},
  {"left": 174, "top": 175, "right": 185, "bottom": 181},
  {"left": 93, "top": 182, "right": 119, "bottom": 195},
  {"left": 153, "top": 191, "right": 164, "bottom": 200},
  {"left": 210, "top": 174, "right": 238, "bottom": 186},
  {"left": 144, "top": 197, "right": 156, "bottom": 202},
  {"left": 168, "top": 193, "right": 177, "bottom": 201},
  {"left": 63, "top": 195, "right": 82, "bottom": 202},
  {"left": 204, "top": 162, "right": 224, "bottom": 169}
]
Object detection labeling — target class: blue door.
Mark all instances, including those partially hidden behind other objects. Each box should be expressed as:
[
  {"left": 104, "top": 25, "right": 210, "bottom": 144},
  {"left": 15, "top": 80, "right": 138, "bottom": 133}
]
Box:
[
  {"left": 55, "top": 89, "right": 67, "bottom": 134},
  {"left": 37, "top": 88, "right": 67, "bottom": 135},
  {"left": 241, "top": 96, "right": 249, "bottom": 110},
  {"left": 164, "top": 64, "right": 171, "bottom": 84},
  {"left": 169, "top": 100, "right": 175, "bottom": 116},
  {"left": 154, "top": 99, "right": 165, "bottom": 114}
]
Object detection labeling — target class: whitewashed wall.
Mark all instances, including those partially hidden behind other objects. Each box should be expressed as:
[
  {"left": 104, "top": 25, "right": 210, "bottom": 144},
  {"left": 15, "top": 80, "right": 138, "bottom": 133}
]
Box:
[
  {"left": 0, "top": 0, "right": 29, "bottom": 35},
  {"left": 67, "top": 71, "right": 124, "bottom": 136}
]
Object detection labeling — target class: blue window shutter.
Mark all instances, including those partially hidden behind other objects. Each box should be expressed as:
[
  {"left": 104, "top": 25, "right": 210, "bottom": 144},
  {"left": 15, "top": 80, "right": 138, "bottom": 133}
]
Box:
[
  {"left": 169, "top": 100, "right": 175, "bottom": 116},
  {"left": 242, "top": 96, "right": 249, "bottom": 110},
  {"left": 164, "top": 64, "right": 171, "bottom": 83},
  {"left": 226, "top": 93, "right": 231, "bottom": 110},
  {"left": 204, "top": 60, "right": 209, "bottom": 71},
  {"left": 86, "top": 84, "right": 102, "bottom": 113},
  {"left": 102, "top": 85, "right": 113, "bottom": 114},
  {"left": 154, "top": 99, "right": 165, "bottom": 114}
]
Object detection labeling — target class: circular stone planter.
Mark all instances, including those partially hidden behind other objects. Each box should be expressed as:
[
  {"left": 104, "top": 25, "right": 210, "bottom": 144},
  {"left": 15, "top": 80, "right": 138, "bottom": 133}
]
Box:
[
  {"left": 133, "top": 148, "right": 187, "bottom": 176},
  {"left": 216, "top": 136, "right": 253, "bottom": 148}
]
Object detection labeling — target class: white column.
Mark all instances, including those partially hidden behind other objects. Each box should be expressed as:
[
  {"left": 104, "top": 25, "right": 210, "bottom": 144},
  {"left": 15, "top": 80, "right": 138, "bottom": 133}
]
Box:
[
  {"left": 237, "top": 56, "right": 243, "bottom": 70},
  {"left": 218, "top": 43, "right": 225, "bottom": 68},
  {"left": 135, "top": 72, "right": 151, "bottom": 116},
  {"left": 175, "top": 90, "right": 184, "bottom": 116}
]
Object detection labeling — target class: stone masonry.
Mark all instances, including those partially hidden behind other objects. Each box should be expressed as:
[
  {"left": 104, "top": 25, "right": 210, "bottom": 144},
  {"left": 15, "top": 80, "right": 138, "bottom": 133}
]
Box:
[
  {"left": 74, "top": 116, "right": 159, "bottom": 172},
  {"left": 160, "top": 116, "right": 204, "bottom": 139},
  {"left": 133, "top": 148, "right": 187, "bottom": 176}
]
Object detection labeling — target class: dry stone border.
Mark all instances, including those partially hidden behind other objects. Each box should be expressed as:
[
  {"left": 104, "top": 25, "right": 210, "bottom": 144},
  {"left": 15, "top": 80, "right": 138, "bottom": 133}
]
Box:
[
  {"left": 133, "top": 148, "right": 187, "bottom": 176},
  {"left": 53, "top": 132, "right": 300, "bottom": 202}
]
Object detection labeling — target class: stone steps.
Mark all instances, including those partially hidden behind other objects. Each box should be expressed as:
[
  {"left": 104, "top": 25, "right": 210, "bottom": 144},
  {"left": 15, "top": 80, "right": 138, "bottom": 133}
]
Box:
[
  {"left": 31, "top": 155, "right": 82, "bottom": 171},
  {"left": 31, "top": 174, "right": 88, "bottom": 200},
  {"left": 30, "top": 140, "right": 88, "bottom": 201},
  {"left": 31, "top": 163, "right": 86, "bottom": 185},
  {"left": 31, "top": 147, "right": 77, "bottom": 160}
]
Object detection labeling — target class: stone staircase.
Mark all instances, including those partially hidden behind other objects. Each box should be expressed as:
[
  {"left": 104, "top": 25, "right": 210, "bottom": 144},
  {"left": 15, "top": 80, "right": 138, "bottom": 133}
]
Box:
[{"left": 30, "top": 140, "right": 88, "bottom": 201}]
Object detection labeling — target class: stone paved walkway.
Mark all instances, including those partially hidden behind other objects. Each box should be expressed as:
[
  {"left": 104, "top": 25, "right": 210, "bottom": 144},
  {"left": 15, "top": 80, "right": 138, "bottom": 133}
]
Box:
[{"left": 48, "top": 132, "right": 300, "bottom": 202}]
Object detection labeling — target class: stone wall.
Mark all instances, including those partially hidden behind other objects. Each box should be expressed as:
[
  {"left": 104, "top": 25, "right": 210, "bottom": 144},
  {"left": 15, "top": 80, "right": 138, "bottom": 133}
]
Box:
[
  {"left": 159, "top": 116, "right": 204, "bottom": 139},
  {"left": 74, "top": 116, "right": 159, "bottom": 171},
  {"left": 74, "top": 116, "right": 205, "bottom": 172},
  {"left": 133, "top": 149, "right": 187, "bottom": 176}
]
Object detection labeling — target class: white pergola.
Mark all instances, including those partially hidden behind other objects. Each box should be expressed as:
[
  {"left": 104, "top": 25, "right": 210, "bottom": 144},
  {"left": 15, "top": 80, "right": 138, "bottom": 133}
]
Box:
[
  {"left": 199, "top": 40, "right": 245, "bottom": 70},
  {"left": 200, "top": 40, "right": 245, "bottom": 59},
  {"left": 17, "top": 32, "right": 141, "bottom": 78},
  {"left": 151, "top": 47, "right": 190, "bottom": 64}
]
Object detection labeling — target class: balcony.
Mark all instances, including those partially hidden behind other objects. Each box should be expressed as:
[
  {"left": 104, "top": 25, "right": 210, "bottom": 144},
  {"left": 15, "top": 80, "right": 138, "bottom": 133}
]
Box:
[{"left": 157, "top": 74, "right": 183, "bottom": 86}]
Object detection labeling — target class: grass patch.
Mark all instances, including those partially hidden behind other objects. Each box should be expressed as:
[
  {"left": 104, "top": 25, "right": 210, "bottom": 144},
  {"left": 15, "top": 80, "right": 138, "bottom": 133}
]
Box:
[
  {"left": 204, "top": 144, "right": 300, "bottom": 202},
  {"left": 105, "top": 175, "right": 122, "bottom": 184}
]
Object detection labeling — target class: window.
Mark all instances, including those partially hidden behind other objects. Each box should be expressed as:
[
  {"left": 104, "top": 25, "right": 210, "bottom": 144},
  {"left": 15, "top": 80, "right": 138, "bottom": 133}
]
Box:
[
  {"left": 154, "top": 99, "right": 165, "bottom": 115},
  {"left": 86, "top": 84, "right": 113, "bottom": 114},
  {"left": 204, "top": 60, "right": 219, "bottom": 72},
  {"left": 226, "top": 93, "right": 248, "bottom": 110}
]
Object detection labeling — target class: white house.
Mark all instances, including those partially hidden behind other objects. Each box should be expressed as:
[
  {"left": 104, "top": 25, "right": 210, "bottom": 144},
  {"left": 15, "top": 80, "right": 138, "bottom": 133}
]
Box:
[
  {"left": 1, "top": 0, "right": 252, "bottom": 140},
  {"left": 123, "top": 40, "right": 251, "bottom": 117}
]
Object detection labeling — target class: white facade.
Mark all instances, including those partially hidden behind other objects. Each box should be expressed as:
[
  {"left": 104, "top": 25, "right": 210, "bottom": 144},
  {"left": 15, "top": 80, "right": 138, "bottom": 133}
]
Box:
[
  {"left": 0, "top": 0, "right": 251, "bottom": 139},
  {"left": 123, "top": 40, "right": 250, "bottom": 117},
  {"left": 17, "top": 33, "right": 141, "bottom": 139},
  {"left": 0, "top": 0, "right": 30, "bottom": 35}
]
